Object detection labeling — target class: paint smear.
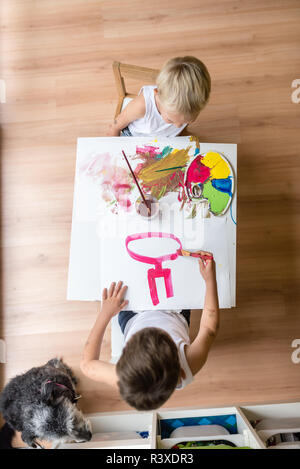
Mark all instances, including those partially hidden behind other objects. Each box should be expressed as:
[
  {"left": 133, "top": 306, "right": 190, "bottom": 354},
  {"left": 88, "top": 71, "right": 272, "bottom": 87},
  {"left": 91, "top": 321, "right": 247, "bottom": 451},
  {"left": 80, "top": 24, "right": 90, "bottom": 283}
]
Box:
[
  {"left": 135, "top": 145, "right": 161, "bottom": 158},
  {"left": 201, "top": 151, "right": 231, "bottom": 179},
  {"left": 135, "top": 146, "right": 191, "bottom": 200},
  {"left": 211, "top": 177, "right": 232, "bottom": 196},
  {"left": 189, "top": 135, "right": 200, "bottom": 150},
  {"left": 202, "top": 180, "right": 230, "bottom": 214},
  {"left": 80, "top": 152, "right": 135, "bottom": 213},
  {"left": 185, "top": 154, "right": 211, "bottom": 193}
]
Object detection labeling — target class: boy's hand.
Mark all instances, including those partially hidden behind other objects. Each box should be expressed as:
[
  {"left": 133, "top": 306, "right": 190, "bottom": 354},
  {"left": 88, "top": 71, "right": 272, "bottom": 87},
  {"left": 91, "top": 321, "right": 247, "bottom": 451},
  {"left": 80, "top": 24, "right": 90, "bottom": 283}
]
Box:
[
  {"left": 101, "top": 281, "right": 128, "bottom": 319},
  {"left": 197, "top": 251, "right": 216, "bottom": 284}
]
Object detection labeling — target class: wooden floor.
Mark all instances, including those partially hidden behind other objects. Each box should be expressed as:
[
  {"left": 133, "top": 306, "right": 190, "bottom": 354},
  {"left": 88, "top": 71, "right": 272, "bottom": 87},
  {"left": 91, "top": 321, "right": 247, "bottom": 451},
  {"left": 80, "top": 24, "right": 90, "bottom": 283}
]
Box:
[{"left": 1, "top": 0, "right": 300, "bottom": 419}]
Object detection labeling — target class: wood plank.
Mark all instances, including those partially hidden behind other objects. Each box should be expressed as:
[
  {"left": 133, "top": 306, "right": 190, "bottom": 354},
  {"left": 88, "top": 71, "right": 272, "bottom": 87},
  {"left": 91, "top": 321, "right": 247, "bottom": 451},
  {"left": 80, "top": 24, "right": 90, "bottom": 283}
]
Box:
[{"left": 0, "top": 0, "right": 300, "bottom": 427}]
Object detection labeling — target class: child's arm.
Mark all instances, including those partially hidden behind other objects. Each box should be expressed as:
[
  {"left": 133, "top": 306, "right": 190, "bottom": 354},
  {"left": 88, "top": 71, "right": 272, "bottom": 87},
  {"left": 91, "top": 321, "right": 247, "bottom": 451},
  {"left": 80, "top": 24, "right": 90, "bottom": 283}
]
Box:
[
  {"left": 80, "top": 281, "right": 128, "bottom": 387},
  {"left": 185, "top": 252, "right": 219, "bottom": 375},
  {"left": 107, "top": 94, "right": 146, "bottom": 136}
]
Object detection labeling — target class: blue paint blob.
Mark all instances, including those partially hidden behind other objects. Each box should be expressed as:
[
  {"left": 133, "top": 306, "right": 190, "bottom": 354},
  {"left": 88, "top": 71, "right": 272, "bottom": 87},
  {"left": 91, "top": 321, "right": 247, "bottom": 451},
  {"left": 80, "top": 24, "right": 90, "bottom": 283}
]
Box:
[
  {"left": 230, "top": 204, "right": 237, "bottom": 225},
  {"left": 211, "top": 177, "right": 232, "bottom": 196}
]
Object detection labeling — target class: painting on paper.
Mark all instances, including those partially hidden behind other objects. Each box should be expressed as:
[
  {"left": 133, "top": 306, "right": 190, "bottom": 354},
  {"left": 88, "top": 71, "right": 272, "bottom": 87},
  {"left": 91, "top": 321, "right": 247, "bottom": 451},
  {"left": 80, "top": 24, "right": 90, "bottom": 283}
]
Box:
[
  {"left": 68, "top": 137, "right": 237, "bottom": 309},
  {"left": 78, "top": 137, "right": 235, "bottom": 220}
]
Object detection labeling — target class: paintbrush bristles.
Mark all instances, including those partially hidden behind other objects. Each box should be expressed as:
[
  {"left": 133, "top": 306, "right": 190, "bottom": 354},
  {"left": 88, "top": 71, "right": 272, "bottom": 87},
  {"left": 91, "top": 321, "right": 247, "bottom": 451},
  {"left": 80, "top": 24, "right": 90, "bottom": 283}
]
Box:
[{"left": 180, "top": 249, "right": 192, "bottom": 257}]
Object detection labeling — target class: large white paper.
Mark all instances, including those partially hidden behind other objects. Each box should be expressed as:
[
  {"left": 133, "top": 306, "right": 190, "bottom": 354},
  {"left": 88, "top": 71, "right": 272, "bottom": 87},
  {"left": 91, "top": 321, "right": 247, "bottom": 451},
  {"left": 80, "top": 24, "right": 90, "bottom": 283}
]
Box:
[
  {"left": 67, "top": 137, "right": 237, "bottom": 307},
  {"left": 99, "top": 217, "right": 232, "bottom": 310}
]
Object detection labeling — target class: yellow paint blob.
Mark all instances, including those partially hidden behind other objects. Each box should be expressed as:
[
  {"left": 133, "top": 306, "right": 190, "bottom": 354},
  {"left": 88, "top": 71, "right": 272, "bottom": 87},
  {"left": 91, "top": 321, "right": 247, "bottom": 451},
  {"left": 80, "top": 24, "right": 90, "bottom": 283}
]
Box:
[
  {"left": 138, "top": 147, "right": 191, "bottom": 185},
  {"left": 201, "top": 151, "right": 230, "bottom": 179}
]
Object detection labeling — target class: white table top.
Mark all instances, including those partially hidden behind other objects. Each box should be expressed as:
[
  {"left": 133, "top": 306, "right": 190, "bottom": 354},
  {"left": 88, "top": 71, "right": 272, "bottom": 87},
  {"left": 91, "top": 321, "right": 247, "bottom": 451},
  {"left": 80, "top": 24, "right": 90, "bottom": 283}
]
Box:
[{"left": 67, "top": 137, "right": 237, "bottom": 308}]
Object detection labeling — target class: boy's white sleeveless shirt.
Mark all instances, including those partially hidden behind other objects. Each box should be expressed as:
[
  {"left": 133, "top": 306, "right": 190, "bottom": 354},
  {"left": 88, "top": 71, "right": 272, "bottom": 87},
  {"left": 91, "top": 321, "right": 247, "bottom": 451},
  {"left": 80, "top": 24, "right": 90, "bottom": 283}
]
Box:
[
  {"left": 128, "top": 86, "right": 187, "bottom": 137},
  {"left": 123, "top": 310, "right": 194, "bottom": 390}
]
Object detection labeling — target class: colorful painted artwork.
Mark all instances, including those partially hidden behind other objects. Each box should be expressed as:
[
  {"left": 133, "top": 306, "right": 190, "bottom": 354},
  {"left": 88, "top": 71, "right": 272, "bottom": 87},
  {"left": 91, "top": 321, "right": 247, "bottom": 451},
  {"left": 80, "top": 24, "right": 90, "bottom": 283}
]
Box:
[
  {"left": 68, "top": 137, "right": 237, "bottom": 309},
  {"left": 185, "top": 150, "right": 234, "bottom": 216},
  {"left": 134, "top": 145, "right": 190, "bottom": 203},
  {"left": 79, "top": 152, "right": 135, "bottom": 214},
  {"left": 79, "top": 140, "right": 234, "bottom": 219}
]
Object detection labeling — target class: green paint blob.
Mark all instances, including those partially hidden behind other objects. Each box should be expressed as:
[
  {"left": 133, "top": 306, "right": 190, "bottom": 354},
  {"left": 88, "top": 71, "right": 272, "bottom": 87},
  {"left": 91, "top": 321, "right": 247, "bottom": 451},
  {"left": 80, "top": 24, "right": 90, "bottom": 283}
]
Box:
[
  {"left": 202, "top": 181, "right": 230, "bottom": 214},
  {"left": 160, "top": 146, "right": 173, "bottom": 158}
]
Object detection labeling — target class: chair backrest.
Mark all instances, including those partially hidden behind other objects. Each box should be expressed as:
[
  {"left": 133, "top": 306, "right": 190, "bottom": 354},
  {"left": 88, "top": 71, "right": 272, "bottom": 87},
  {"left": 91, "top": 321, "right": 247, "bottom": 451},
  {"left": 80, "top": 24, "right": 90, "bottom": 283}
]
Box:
[{"left": 113, "top": 61, "right": 159, "bottom": 117}]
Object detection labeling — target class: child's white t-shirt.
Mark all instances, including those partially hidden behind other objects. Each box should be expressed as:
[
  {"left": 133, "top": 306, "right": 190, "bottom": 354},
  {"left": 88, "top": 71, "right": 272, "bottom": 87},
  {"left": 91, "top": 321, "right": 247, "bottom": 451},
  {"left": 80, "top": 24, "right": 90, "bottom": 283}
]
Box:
[
  {"left": 123, "top": 310, "right": 194, "bottom": 390},
  {"left": 127, "top": 86, "right": 187, "bottom": 137}
]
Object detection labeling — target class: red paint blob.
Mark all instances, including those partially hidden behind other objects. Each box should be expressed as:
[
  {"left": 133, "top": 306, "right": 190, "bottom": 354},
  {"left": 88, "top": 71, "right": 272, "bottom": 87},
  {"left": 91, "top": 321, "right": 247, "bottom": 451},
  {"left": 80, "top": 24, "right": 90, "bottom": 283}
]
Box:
[{"left": 185, "top": 155, "right": 211, "bottom": 195}]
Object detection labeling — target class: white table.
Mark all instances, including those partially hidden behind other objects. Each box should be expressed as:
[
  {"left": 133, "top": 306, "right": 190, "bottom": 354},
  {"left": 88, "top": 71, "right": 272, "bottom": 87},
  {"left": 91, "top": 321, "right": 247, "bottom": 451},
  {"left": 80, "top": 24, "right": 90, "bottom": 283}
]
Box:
[{"left": 67, "top": 137, "right": 237, "bottom": 308}]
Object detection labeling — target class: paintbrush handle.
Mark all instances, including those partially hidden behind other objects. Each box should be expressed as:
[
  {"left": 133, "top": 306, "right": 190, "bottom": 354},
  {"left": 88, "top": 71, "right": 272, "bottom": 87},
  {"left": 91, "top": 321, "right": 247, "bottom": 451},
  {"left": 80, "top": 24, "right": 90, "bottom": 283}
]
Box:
[
  {"left": 122, "top": 150, "right": 150, "bottom": 212},
  {"left": 193, "top": 254, "right": 214, "bottom": 261},
  {"left": 178, "top": 249, "right": 213, "bottom": 261}
]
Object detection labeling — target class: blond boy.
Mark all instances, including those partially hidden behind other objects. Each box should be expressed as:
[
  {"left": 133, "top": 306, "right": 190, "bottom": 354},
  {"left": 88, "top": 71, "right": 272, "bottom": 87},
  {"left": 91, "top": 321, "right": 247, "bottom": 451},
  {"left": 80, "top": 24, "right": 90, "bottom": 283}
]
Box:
[{"left": 108, "top": 56, "right": 211, "bottom": 137}]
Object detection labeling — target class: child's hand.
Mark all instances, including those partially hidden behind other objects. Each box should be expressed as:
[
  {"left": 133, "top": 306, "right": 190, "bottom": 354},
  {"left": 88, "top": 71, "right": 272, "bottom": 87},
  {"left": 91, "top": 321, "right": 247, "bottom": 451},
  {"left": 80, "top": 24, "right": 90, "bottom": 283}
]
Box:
[
  {"left": 101, "top": 281, "right": 128, "bottom": 319},
  {"left": 197, "top": 251, "right": 216, "bottom": 284}
]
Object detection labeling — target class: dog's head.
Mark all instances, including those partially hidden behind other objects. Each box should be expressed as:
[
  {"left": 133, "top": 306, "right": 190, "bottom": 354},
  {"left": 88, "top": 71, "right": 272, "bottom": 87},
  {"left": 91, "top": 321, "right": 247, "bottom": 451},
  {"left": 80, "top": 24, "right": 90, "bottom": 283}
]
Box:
[
  {"left": 63, "top": 400, "right": 92, "bottom": 443},
  {"left": 37, "top": 380, "right": 92, "bottom": 444},
  {"left": 41, "top": 378, "right": 78, "bottom": 405},
  {"left": 29, "top": 399, "right": 92, "bottom": 445}
]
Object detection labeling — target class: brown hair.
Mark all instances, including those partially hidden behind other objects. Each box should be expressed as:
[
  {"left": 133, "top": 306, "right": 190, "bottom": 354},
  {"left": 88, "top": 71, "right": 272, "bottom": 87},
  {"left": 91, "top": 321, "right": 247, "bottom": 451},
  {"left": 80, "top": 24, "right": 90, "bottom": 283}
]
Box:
[{"left": 116, "top": 327, "right": 181, "bottom": 410}]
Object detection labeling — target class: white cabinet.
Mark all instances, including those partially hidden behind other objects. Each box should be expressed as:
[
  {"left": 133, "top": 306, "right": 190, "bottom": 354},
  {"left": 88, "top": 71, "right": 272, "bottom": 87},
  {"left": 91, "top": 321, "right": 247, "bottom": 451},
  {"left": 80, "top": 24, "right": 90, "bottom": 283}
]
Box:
[
  {"left": 56, "top": 401, "right": 300, "bottom": 449},
  {"left": 56, "top": 410, "right": 155, "bottom": 449},
  {"left": 239, "top": 402, "right": 300, "bottom": 449},
  {"left": 155, "top": 406, "right": 263, "bottom": 449}
]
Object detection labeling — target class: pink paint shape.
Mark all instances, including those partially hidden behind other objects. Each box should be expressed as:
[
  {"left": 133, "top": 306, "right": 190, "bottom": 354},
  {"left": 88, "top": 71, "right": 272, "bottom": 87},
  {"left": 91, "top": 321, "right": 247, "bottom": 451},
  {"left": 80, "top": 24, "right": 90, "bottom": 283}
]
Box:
[
  {"left": 80, "top": 152, "right": 135, "bottom": 212},
  {"left": 136, "top": 145, "right": 161, "bottom": 158},
  {"left": 147, "top": 267, "right": 173, "bottom": 306},
  {"left": 125, "top": 232, "right": 182, "bottom": 306},
  {"left": 185, "top": 154, "right": 211, "bottom": 199}
]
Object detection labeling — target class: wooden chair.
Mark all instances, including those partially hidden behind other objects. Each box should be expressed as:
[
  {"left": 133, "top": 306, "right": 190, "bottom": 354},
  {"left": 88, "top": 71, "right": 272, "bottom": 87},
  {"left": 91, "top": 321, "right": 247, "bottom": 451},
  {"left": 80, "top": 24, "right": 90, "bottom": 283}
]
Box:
[{"left": 112, "top": 61, "right": 159, "bottom": 118}]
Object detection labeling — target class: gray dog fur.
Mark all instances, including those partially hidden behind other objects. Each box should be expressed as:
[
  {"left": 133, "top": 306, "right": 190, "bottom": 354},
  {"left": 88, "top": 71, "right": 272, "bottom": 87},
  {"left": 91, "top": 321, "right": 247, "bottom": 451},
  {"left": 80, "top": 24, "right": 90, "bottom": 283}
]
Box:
[{"left": 0, "top": 358, "right": 92, "bottom": 448}]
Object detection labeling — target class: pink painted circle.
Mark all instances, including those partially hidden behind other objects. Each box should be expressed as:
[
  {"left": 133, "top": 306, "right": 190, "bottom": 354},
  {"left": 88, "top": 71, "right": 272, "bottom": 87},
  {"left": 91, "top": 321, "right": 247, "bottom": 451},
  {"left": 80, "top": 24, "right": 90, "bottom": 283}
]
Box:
[{"left": 125, "top": 232, "right": 182, "bottom": 266}]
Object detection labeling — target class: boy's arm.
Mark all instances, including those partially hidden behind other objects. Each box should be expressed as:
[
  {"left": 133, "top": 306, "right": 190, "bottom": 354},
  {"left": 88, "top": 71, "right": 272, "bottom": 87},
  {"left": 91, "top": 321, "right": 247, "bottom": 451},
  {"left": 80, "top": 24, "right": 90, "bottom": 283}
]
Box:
[
  {"left": 185, "top": 253, "right": 219, "bottom": 376},
  {"left": 107, "top": 94, "right": 146, "bottom": 136},
  {"left": 80, "top": 281, "right": 128, "bottom": 388}
]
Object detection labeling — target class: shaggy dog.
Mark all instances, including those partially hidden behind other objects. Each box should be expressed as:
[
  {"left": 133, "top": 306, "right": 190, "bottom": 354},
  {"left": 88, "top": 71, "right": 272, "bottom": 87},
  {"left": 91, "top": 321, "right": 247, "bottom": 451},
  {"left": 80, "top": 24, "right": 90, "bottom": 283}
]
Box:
[{"left": 0, "top": 358, "right": 92, "bottom": 448}]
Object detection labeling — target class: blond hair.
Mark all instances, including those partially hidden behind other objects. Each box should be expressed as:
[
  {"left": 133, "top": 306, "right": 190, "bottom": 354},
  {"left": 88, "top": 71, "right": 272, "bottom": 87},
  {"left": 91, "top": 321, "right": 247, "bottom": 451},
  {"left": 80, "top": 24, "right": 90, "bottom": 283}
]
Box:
[{"left": 156, "top": 56, "right": 211, "bottom": 118}]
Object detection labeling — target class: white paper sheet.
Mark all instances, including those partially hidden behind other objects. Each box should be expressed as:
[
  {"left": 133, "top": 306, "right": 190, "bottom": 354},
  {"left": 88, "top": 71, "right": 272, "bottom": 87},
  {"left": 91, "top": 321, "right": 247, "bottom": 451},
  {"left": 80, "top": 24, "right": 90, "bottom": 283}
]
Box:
[
  {"left": 67, "top": 137, "right": 237, "bottom": 307},
  {"left": 99, "top": 217, "right": 232, "bottom": 310}
]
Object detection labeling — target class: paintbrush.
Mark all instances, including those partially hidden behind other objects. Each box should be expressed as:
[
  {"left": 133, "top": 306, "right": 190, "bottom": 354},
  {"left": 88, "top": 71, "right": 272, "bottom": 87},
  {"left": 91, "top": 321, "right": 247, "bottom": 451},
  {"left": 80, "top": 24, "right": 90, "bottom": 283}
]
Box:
[
  {"left": 122, "top": 150, "right": 151, "bottom": 215},
  {"left": 177, "top": 249, "right": 214, "bottom": 261}
]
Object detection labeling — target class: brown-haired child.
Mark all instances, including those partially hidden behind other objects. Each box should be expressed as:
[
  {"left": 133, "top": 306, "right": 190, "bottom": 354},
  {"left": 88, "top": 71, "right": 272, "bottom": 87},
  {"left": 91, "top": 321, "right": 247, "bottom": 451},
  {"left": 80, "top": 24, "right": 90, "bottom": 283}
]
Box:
[{"left": 81, "top": 251, "right": 219, "bottom": 410}]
